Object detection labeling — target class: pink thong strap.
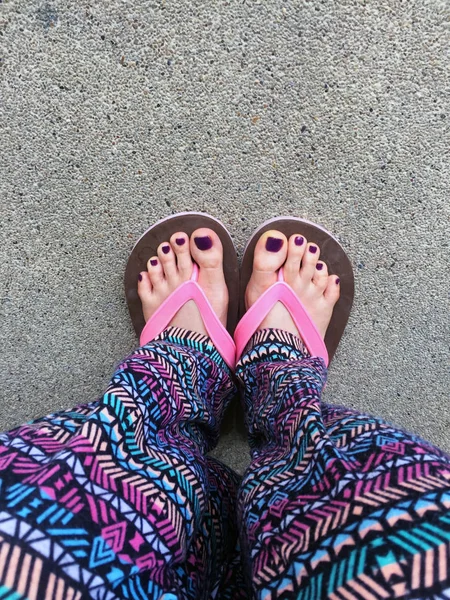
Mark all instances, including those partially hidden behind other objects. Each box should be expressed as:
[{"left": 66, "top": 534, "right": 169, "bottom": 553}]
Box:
[
  {"left": 234, "top": 268, "right": 329, "bottom": 365},
  {"left": 140, "top": 264, "right": 236, "bottom": 370}
]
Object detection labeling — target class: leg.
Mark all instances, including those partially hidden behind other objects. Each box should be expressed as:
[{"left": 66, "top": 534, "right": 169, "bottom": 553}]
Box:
[
  {"left": 238, "top": 230, "right": 450, "bottom": 599},
  {"left": 238, "top": 329, "right": 450, "bottom": 599},
  {"left": 0, "top": 331, "right": 239, "bottom": 599},
  {"left": 0, "top": 228, "right": 244, "bottom": 600},
  {"left": 201, "top": 457, "right": 246, "bottom": 600}
]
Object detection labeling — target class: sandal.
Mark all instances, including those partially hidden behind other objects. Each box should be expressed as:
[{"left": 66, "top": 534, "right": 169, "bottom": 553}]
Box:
[
  {"left": 124, "top": 212, "right": 239, "bottom": 369},
  {"left": 234, "top": 217, "right": 354, "bottom": 366}
]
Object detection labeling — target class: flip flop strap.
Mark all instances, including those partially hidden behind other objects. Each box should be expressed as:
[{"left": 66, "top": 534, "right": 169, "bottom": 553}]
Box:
[
  {"left": 140, "top": 266, "right": 236, "bottom": 369},
  {"left": 234, "top": 273, "right": 329, "bottom": 365}
]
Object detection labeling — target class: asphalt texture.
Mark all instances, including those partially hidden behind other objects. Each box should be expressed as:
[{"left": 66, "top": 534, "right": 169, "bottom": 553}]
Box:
[{"left": 1, "top": 0, "right": 449, "bottom": 473}]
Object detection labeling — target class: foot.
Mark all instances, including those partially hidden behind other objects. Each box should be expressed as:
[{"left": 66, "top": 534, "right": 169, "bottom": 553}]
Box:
[
  {"left": 245, "top": 230, "right": 340, "bottom": 340},
  {"left": 137, "top": 228, "right": 229, "bottom": 337}
]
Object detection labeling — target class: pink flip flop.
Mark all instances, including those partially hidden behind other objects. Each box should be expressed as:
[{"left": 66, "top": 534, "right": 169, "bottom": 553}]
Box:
[
  {"left": 124, "top": 212, "right": 239, "bottom": 369},
  {"left": 234, "top": 217, "right": 354, "bottom": 366}
]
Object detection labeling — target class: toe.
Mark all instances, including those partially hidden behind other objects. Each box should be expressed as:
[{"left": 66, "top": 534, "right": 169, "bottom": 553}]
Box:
[
  {"left": 300, "top": 242, "right": 320, "bottom": 281},
  {"left": 285, "top": 234, "right": 307, "bottom": 277},
  {"left": 147, "top": 256, "right": 165, "bottom": 288},
  {"left": 190, "top": 228, "right": 228, "bottom": 326},
  {"left": 137, "top": 271, "right": 152, "bottom": 299},
  {"left": 137, "top": 271, "right": 155, "bottom": 322},
  {"left": 245, "top": 230, "right": 287, "bottom": 308},
  {"left": 190, "top": 228, "right": 223, "bottom": 271},
  {"left": 253, "top": 230, "right": 288, "bottom": 273},
  {"left": 313, "top": 260, "right": 328, "bottom": 290},
  {"left": 158, "top": 242, "right": 177, "bottom": 279},
  {"left": 170, "top": 232, "right": 193, "bottom": 279},
  {"left": 324, "top": 275, "right": 341, "bottom": 304}
]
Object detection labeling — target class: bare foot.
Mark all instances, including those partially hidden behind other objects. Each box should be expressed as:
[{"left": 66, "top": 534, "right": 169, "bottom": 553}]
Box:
[
  {"left": 137, "top": 228, "right": 229, "bottom": 336},
  {"left": 245, "top": 230, "right": 340, "bottom": 340}
]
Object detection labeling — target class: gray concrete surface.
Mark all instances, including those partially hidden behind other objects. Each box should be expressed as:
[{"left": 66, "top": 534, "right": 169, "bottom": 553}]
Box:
[{"left": 1, "top": 0, "right": 448, "bottom": 473}]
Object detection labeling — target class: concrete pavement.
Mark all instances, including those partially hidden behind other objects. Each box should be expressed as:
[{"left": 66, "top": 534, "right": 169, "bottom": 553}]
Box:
[{"left": 1, "top": 0, "right": 448, "bottom": 471}]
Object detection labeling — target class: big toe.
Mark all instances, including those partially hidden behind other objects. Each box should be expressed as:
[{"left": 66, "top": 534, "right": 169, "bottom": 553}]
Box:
[
  {"left": 190, "top": 227, "right": 228, "bottom": 326},
  {"left": 253, "top": 230, "right": 288, "bottom": 271},
  {"left": 246, "top": 230, "right": 287, "bottom": 308},
  {"left": 190, "top": 228, "right": 223, "bottom": 275}
]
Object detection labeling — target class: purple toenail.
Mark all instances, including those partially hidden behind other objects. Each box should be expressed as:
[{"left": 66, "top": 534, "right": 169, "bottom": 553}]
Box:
[
  {"left": 266, "top": 237, "right": 283, "bottom": 252},
  {"left": 175, "top": 238, "right": 186, "bottom": 246},
  {"left": 309, "top": 245, "right": 317, "bottom": 254},
  {"left": 162, "top": 245, "right": 170, "bottom": 254},
  {"left": 295, "top": 236, "right": 304, "bottom": 246},
  {"left": 138, "top": 273, "right": 142, "bottom": 281},
  {"left": 316, "top": 263, "right": 323, "bottom": 270},
  {"left": 336, "top": 278, "right": 340, "bottom": 284},
  {"left": 150, "top": 259, "right": 158, "bottom": 266},
  {"left": 194, "top": 236, "right": 213, "bottom": 250}
]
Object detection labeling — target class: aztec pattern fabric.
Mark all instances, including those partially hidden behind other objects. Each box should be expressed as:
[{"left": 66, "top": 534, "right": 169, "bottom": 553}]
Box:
[
  {"left": 0, "top": 327, "right": 245, "bottom": 600},
  {"left": 1, "top": 327, "right": 450, "bottom": 599},
  {"left": 236, "top": 328, "right": 450, "bottom": 600}
]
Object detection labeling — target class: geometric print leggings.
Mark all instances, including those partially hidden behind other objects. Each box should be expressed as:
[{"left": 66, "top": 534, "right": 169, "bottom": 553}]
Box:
[{"left": 0, "top": 328, "right": 450, "bottom": 600}]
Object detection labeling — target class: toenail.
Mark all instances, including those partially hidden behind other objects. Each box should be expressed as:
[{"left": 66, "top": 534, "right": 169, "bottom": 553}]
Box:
[
  {"left": 150, "top": 259, "right": 158, "bottom": 266},
  {"left": 316, "top": 263, "right": 324, "bottom": 270},
  {"left": 295, "top": 236, "right": 304, "bottom": 246},
  {"left": 175, "top": 238, "right": 186, "bottom": 246},
  {"left": 266, "top": 237, "right": 283, "bottom": 252},
  {"left": 194, "top": 236, "right": 213, "bottom": 250},
  {"left": 335, "top": 277, "right": 340, "bottom": 284},
  {"left": 138, "top": 273, "right": 142, "bottom": 281},
  {"left": 309, "top": 245, "right": 317, "bottom": 254},
  {"left": 162, "top": 245, "right": 170, "bottom": 254}
]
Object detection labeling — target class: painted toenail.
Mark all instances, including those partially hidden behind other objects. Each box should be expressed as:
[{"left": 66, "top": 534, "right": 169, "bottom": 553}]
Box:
[
  {"left": 138, "top": 273, "right": 142, "bottom": 281},
  {"left": 336, "top": 278, "right": 340, "bottom": 284},
  {"left": 150, "top": 259, "right": 158, "bottom": 266},
  {"left": 316, "top": 263, "right": 323, "bottom": 270},
  {"left": 266, "top": 237, "right": 283, "bottom": 252},
  {"left": 162, "top": 245, "right": 170, "bottom": 254},
  {"left": 194, "top": 236, "right": 213, "bottom": 250},
  {"left": 309, "top": 245, "right": 317, "bottom": 254},
  {"left": 295, "top": 236, "right": 304, "bottom": 246},
  {"left": 175, "top": 238, "right": 186, "bottom": 246}
]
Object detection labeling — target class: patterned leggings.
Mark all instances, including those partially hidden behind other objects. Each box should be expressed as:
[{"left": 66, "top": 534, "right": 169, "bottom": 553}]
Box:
[{"left": 1, "top": 327, "right": 450, "bottom": 600}]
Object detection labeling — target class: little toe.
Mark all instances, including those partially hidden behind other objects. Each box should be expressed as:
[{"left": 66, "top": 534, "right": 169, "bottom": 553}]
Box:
[
  {"left": 137, "top": 271, "right": 152, "bottom": 297},
  {"left": 313, "top": 260, "right": 328, "bottom": 289},
  {"left": 285, "top": 234, "right": 307, "bottom": 276},
  {"left": 137, "top": 271, "right": 155, "bottom": 322},
  {"left": 300, "top": 242, "right": 320, "bottom": 281},
  {"left": 147, "top": 256, "right": 165, "bottom": 288},
  {"left": 158, "top": 242, "right": 178, "bottom": 280},
  {"left": 170, "top": 232, "right": 193, "bottom": 279},
  {"left": 324, "top": 275, "right": 341, "bottom": 304}
]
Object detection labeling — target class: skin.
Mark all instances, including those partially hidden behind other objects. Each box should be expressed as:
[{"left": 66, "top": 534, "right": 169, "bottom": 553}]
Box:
[{"left": 137, "top": 227, "right": 340, "bottom": 342}]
